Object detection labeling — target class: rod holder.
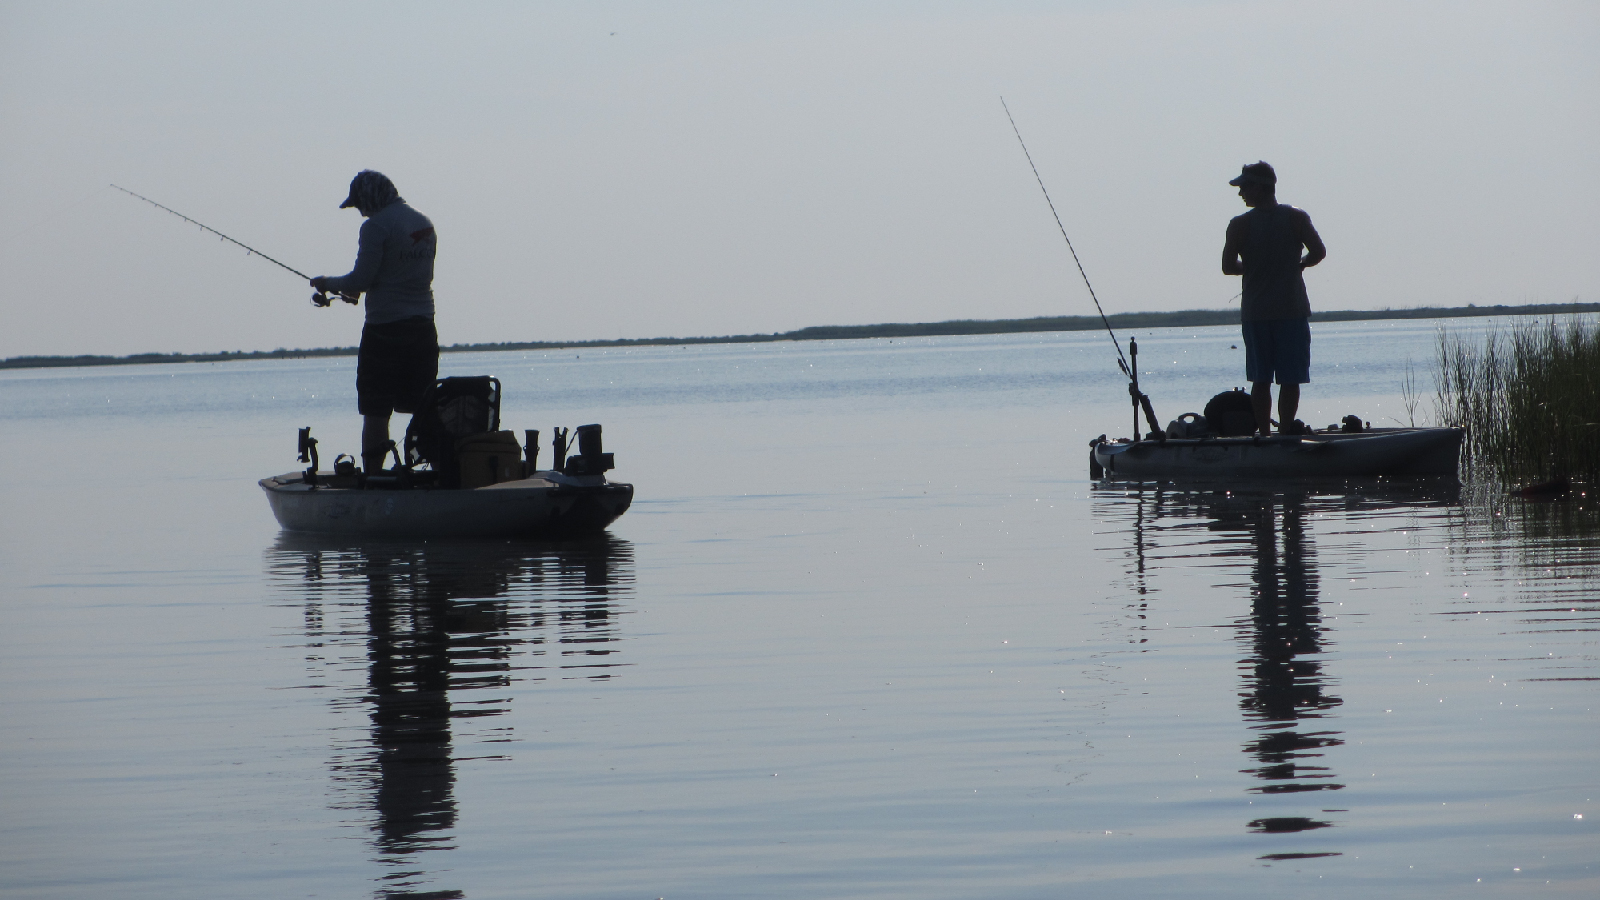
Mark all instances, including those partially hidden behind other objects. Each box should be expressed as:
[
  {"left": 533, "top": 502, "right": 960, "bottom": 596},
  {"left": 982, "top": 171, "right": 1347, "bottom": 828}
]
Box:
[
  {"left": 524, "top": 429, "right": 540, "bottom": 474},
  {"left": 297, "top": 427, "right": 319, "bottom": 486},
  {"left": 552, "top": 427, "right": 569, "bottom": 474}
]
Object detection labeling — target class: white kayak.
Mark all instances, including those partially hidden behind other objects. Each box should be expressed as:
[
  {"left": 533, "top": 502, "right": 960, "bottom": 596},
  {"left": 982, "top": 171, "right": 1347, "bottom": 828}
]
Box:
[
  {"left": 260, "top": 469, "right": 634, "bottom": 538},
  {"left": 1090, "top": 427, "right": 1463, "bottom": 481}
]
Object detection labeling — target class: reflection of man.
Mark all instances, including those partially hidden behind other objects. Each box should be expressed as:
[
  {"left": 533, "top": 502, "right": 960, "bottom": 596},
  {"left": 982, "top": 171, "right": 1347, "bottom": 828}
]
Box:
[
  {"left": 1236, "top": 494, "right": 1344, "bottom": 826},
  {"left": 1221, "top": 162, "right": 1325, "bottom": 435},
  {"left": 311, "top": 170, "right": 439, "bottom": 474}
]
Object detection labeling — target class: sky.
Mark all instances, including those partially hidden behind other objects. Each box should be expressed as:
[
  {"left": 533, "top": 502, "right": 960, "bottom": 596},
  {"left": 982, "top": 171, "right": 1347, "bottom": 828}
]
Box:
[{"left": 1, "top": 0, "right": 1595, "bottom": 358}]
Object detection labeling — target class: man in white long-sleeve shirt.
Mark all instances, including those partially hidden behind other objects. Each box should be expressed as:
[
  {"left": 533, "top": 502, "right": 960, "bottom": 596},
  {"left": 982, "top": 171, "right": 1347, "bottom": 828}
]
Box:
[{"left": 311, "top": 170, "right": 438, "bottom": 474}]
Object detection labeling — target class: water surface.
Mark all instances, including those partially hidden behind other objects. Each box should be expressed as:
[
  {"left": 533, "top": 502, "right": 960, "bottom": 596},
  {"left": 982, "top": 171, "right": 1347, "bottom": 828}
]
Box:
[{"left": 2, "top": 319, "right": 1595, "bottom": 898}]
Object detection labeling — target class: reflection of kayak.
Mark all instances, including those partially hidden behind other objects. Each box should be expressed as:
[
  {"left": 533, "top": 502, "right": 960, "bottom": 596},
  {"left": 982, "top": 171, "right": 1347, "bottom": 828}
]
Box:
[
  {"left": 260, "top": 469, "right": 633, "bottom": 538},
  {"left": 1090, "top": 427, "right": 1464, "bottom": 481}
]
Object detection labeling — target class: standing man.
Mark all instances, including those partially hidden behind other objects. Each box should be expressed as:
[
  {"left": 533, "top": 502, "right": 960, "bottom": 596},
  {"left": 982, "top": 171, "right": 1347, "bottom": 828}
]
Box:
[
  {"left": 1221, "top": 161, "right": 1325, "bottom": 435},
  {"left": 311, "top": 170, "right": 439, "bottom": 474}
]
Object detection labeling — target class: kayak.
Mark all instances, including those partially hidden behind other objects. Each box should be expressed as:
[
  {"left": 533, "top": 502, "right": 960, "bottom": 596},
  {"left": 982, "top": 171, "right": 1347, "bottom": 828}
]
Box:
[
  {"left": 260, "top": 469, "right": 633, "bottom": 538},
  {"left": 261, "top": 374, "right": 632, "bottom": 538},
  {"left": 1090, "top": 427, "right": 1463, "bottom": 481}
]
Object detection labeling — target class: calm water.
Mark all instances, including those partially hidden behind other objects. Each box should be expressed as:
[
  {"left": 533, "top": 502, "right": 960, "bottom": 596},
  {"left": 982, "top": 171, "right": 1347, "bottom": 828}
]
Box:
[{"left": 1, "top": 319, "right": 1595, "bottom": 899}]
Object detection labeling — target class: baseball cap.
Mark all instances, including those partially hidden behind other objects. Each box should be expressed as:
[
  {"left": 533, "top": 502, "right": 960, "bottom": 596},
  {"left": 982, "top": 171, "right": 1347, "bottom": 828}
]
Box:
[
  {"left": 1229, "top": 161, "right": 1277, "bottom": 187},
  {"left": 339, "top": 170, "right": 399, "bottom": 210}
]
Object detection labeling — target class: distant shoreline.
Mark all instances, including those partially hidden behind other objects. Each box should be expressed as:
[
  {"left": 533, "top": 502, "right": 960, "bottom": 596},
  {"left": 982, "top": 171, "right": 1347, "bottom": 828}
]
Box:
[{"left": 6, "top": 301, "right": 1597, "bottom": 370}]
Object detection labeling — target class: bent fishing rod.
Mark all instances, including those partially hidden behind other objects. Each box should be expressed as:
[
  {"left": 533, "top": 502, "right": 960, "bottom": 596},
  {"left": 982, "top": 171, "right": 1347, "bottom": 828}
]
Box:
[
  {"left": 110, "top": 184, "right": 356, "bottom": 308},
  {"left": 1000, "top": 98, "right": 1163, "bottom": 441}
]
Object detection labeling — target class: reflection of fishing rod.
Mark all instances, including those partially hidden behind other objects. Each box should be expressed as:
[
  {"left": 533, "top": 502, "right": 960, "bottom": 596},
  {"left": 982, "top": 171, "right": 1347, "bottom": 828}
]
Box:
[
  {"left": 1000, "top": 99, "right": 1163, "bottom": 442},
  {"left": 110, "top": 184, "right": 356, "bottom": 308}
]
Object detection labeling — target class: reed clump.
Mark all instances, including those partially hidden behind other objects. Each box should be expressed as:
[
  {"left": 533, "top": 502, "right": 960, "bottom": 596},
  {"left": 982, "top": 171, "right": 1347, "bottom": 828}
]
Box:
[{"left": 1436, "top": 316, "right": 1600, "bottom": 485}]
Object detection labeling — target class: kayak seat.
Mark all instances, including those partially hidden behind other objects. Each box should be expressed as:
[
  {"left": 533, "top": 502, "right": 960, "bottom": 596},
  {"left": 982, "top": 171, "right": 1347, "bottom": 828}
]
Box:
[{"left": 404, "top": 376, "right": 502, "bottom": 487}]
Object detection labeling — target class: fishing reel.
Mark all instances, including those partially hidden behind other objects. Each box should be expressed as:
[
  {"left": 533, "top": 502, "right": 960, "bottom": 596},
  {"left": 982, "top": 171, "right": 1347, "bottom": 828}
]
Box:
[{"left": 311, "top": 290, "right": 360, "bottom": 308}]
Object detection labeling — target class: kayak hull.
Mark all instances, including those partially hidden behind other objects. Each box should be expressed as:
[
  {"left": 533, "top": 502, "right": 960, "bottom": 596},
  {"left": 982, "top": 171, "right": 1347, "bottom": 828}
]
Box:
[
  {"left": 1091, "top": 427, "right": 1463, "bottom": 481},
  {"left": 260, "top": 471, "right": 633, "bottom": 538}
]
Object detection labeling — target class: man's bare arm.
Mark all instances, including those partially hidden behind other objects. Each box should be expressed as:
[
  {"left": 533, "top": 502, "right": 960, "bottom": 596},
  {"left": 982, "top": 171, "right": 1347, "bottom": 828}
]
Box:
[
  {"left": 1296, "top": 209, "right": 1326, "bottom": 269},
  {"left": 1222, "top": 217, "right": 1245, "bottom": 276}
]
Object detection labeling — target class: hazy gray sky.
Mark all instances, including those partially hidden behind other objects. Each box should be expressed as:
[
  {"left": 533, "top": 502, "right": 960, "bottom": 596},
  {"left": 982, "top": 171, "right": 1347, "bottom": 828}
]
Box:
[{"left": 2, "top": 0, "right": 1594, "bottom": 357}]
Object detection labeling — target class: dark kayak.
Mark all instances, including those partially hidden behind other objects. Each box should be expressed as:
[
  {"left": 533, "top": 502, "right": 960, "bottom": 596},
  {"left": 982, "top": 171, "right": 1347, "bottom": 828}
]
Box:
[{"left": 1091, "top": 427, "right": 1463, "bottom": 481}]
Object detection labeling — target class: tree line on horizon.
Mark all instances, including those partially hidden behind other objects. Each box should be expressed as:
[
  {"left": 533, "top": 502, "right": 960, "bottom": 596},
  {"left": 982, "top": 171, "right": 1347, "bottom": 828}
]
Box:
[{"left": 6, "top": 301, "right": 1596, "bottom": 370}]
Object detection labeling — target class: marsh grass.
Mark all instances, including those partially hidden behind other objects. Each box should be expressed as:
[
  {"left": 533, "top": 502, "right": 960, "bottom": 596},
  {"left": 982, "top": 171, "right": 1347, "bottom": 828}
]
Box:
[
  {"left": 1436, "top": 316, "right": 1600, "bottom": 485},
  {"left": 1400, "top": 357, "right": 1420, "bottom": 427}
]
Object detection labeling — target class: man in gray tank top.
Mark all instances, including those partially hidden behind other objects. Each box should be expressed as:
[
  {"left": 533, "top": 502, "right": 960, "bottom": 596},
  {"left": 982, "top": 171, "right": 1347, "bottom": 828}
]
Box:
[
  {"left": 1221, "top": 161, "right": 1325, "bottom": 435},
  {"left": 311, "top": 170, "right": 439, "bottom": 473}
]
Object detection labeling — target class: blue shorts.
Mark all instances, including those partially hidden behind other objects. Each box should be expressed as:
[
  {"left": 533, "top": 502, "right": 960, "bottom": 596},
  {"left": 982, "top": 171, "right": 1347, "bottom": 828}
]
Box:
[{"left": 1242, "top": 318, "right": 1310, "bottom": 385}]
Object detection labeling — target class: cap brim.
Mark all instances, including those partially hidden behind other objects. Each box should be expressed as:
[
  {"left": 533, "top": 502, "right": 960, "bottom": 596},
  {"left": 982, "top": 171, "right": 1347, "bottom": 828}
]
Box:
[{"left": 339, "top": 195, "right": 357, "bottom": 208}]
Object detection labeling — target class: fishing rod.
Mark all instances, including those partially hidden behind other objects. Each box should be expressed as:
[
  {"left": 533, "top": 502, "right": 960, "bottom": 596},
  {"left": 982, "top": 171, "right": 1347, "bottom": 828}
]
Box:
[
  {"left": 110, "top": 184, "right": 356, "bottom": 308},
  {"left": 1000, "top": 98, "right": 1163, "bottom": 441}
]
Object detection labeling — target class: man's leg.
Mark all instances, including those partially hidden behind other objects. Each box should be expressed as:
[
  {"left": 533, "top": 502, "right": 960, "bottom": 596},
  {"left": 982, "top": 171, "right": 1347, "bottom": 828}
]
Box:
[
  {"left": 1251, "top": 382, "right": 1274, "bottom": 435},
  {"left": 362, "top": 413, "right": 392, "bottom": 473},
  {"left": 1275, "top": 319, "right": 1311, "bottom": 434},
  {"left": 356, "top": 320, "right": 395, "bottom": 474},
  {"left": 378, "top": 318, "right": 437, "bottom": 474},
  {"left": 1277, "top": 383, "right": 1300, "bottom": 433}
]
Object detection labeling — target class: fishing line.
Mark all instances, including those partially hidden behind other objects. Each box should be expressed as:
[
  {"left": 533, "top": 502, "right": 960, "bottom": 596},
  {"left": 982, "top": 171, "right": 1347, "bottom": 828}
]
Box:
[
  {"left": 1000, "top": 97, "right": 1130, "bottom": 378},
  {"left": 0, "top": 184, "right": 106, "bottom": 244},
  {"left": 1002, "top": 98, "right": 1163, "bottom": 441},
  {"left": 112, "top": 184, "right": 311, "bottom": 278},
  {"left": 110, "top": 184, "right": 353, "bottom": 306}
]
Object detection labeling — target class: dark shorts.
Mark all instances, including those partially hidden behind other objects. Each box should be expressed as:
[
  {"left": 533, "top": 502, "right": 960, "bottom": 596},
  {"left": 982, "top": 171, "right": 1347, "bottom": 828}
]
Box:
[
  {"left": 1242, "top": 317, "right": 1311, "bottom": 385},
  {"left": 356, "top": 317, "right": 438, "bottom": 416}
]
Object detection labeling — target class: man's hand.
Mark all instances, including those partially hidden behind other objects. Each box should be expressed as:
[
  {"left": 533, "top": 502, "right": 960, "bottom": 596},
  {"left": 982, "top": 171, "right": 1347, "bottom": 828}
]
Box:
[{"left": 310, "top": 276, "right": 329, "bottom": 291}]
